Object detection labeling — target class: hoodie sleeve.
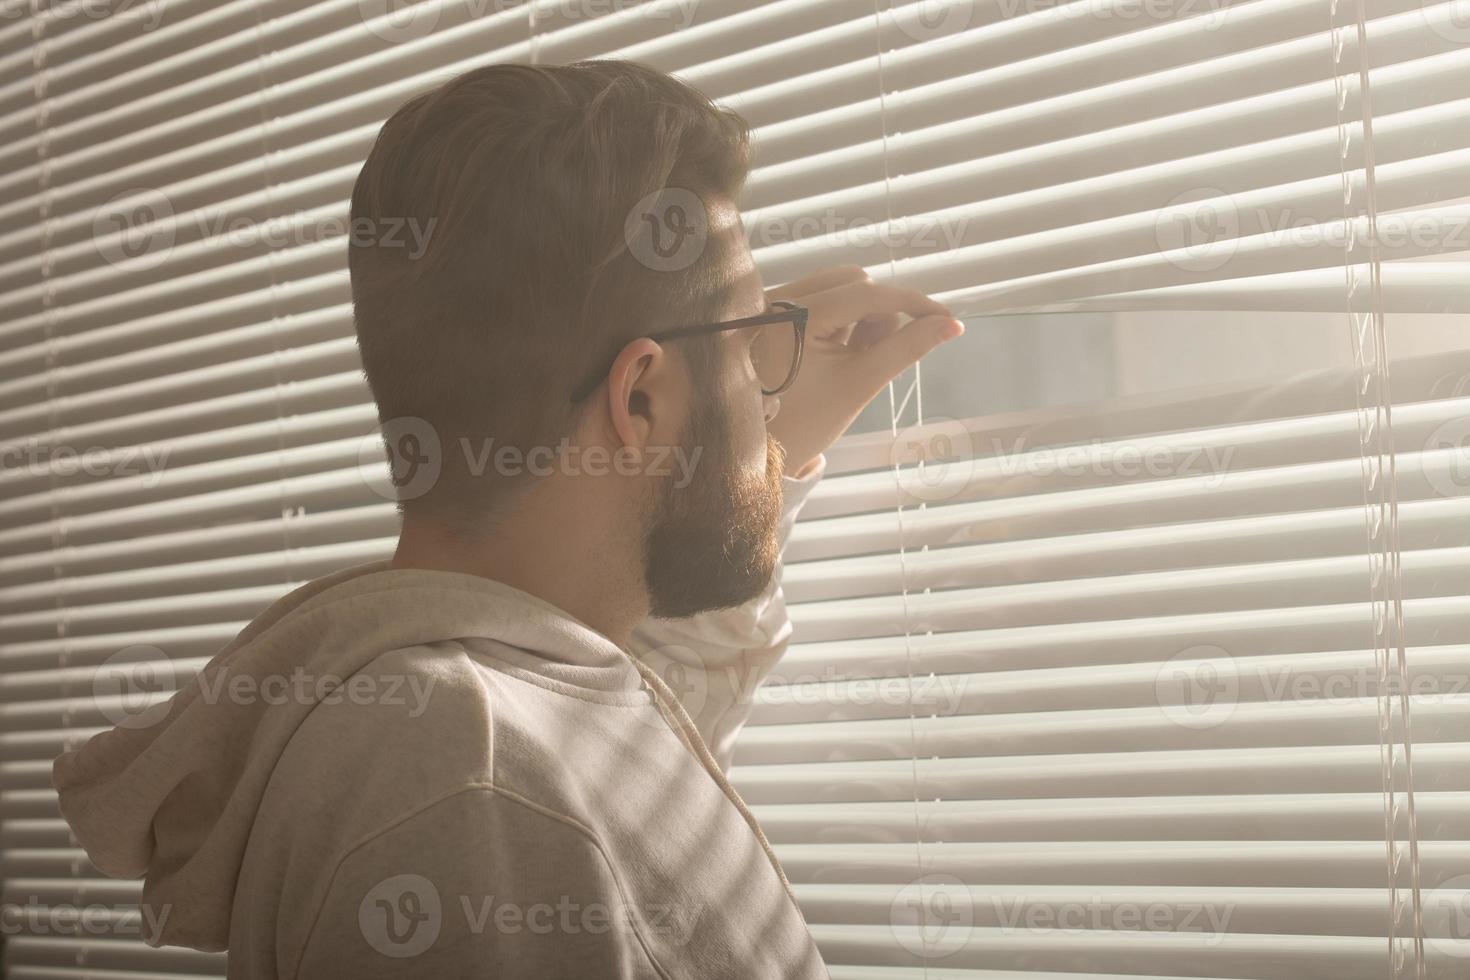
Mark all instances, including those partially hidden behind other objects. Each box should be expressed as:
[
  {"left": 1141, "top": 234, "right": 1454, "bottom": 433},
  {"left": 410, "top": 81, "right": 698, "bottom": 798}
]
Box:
[
  {"left": 292, "top": 785, "right": 688, "bottom": 979},
  {"left": 625, "top": 452, "right": 827, "bottom": 773}
]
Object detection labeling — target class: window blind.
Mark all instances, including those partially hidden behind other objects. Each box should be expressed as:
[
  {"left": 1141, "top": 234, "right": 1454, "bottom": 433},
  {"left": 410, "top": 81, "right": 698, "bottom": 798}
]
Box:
[
  {"left": 742, "top": 343, "right": 1470, "bottom": 978},
  {"left": 1, "top": 1, "right": 1465, "bottom": 979}
]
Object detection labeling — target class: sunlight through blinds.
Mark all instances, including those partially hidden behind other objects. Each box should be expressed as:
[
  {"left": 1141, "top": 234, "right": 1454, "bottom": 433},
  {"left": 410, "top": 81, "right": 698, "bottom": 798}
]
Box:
[{"left": 1, "top": 0, "right": 1467, "bottom": 977}]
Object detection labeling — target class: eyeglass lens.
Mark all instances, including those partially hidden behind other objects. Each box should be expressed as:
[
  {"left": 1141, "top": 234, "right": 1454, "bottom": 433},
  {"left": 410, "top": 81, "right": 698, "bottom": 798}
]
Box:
[{"left": 751, "top": 320, "right": 798, "bottom": 393}]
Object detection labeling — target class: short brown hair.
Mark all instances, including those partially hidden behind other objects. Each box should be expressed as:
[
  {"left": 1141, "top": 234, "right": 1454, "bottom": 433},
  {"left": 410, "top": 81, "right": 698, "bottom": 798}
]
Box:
[{"left": 349, "top": 59, "right": 752, "bottom": 528}]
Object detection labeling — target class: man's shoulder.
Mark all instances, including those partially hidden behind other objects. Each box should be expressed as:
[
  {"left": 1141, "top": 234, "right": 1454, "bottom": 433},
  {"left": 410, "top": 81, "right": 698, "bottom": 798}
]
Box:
[{"left": 270, "top": 642, "right": 499, "bottom": 797}]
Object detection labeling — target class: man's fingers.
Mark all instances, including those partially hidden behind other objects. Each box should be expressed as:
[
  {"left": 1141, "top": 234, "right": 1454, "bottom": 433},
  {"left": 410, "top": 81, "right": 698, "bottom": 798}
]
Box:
[
  {"left": 862, "top": 313, "right": 965, "bottom": 388},
  {"left": 803, "top": 280, "right": 952, "bottom": 339},
  {"left": 849, "top": 312, "right": 902, "bottom": 350},
  {"left": 765, "top": 264, "right": 870, "bottom": 301}
]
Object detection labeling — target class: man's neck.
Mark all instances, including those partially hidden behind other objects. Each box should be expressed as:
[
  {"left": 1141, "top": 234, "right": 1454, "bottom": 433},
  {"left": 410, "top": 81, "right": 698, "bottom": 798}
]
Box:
[{"left": 389, "top": 495, "right": 649, "bottom": 650}]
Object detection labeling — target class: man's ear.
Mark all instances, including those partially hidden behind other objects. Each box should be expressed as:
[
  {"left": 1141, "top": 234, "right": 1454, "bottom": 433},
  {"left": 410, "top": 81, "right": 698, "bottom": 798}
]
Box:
[{"left": 604, "top": 336, "right": 673, "bottom": 453}]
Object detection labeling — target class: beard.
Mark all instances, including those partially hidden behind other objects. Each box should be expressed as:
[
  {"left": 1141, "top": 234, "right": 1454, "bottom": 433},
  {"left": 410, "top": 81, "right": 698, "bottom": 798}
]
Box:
[{"left": 641, "top": 393, "right": 787, "bottom": 619}]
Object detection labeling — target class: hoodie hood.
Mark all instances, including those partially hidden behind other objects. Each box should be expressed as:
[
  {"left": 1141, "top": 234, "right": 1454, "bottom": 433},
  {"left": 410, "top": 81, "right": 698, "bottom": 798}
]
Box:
[{"left": 50, "top": 559, "right": 641, "bottom": 952}]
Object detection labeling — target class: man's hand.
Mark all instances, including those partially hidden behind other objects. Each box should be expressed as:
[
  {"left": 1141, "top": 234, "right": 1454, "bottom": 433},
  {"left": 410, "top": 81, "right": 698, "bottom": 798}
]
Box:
[{"left": 762, "top": 265, "right": 965, "bottom": 477}]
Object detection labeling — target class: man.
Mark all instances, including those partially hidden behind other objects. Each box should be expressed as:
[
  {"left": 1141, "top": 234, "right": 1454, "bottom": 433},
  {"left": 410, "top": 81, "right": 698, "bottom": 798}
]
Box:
[{"left": 52, "top": 60, "right": 963, "bottom": 978}]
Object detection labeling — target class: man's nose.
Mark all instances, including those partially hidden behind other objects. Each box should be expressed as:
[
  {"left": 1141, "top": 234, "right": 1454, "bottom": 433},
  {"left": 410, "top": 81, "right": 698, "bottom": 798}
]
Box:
[{"left": 762, "top": 393, "right": 781, "bottom": 424}]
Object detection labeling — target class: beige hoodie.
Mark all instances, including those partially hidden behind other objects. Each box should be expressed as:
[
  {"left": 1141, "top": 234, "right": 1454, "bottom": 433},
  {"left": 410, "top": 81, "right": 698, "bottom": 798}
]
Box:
[{"left": 51, "top": 455, "right": 830, "bottom": 979}]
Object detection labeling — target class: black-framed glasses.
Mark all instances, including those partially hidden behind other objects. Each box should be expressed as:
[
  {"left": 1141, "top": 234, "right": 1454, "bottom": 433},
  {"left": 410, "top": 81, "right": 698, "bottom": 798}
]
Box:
[{"left": 569, "top": 300, "right": 808, "bottom": 403}]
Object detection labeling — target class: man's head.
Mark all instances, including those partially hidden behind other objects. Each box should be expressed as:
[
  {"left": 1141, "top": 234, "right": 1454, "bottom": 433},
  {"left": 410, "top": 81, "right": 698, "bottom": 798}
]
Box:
[{"left": 350, "top": 60, "right": 789, "bottom": 624}]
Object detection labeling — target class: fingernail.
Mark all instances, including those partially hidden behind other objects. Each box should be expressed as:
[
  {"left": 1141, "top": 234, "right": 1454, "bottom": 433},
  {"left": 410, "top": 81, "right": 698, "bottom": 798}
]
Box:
[{"left": 941, "top": 319, "right": 965, "bottom": 340}]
